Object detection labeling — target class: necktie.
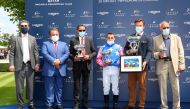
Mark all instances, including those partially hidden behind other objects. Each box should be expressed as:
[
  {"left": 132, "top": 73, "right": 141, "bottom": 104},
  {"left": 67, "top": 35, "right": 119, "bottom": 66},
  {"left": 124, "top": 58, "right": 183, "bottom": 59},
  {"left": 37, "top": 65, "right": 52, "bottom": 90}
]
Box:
[
  {"left": 54, "top": 42, "right": 58, "bottom": 56},
  {"left": 81, "top": 37, "right": 84, "bottom": 45},
  {"left": 80, "top": 37, "right": 85, "bottom": 55}
]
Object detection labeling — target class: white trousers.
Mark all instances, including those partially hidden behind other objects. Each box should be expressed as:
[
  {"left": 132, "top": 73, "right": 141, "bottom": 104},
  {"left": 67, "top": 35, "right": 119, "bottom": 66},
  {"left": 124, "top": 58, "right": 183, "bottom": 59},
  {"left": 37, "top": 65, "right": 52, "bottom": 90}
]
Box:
[
  {"left": 157, "top": 61, "right": 180, "bottom": 109},
  {"left": 103, "top": 66, "right": 119, "bottom": 95}
]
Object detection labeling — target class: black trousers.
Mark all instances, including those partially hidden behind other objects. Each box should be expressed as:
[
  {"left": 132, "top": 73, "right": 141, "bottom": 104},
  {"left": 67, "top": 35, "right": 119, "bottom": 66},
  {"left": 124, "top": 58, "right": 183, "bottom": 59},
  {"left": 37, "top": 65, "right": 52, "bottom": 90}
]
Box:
[{"left": 73, "top": 61, "right": 90, "bottom": 105}]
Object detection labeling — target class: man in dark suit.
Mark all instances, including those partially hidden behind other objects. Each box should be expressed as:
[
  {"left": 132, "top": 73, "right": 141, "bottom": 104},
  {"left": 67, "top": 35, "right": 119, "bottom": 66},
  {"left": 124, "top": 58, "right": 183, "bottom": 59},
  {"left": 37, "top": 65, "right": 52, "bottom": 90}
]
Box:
[
  {"left": 124, "top": 19, "right": 152, "bottom": 109},
  {"left": 69, "top": 24, "right": 96, "bottom": 109},
  {"left": 9, "top": 20, "right": 40, "bottom": 109},
  {"left": 42, "top": 27, "right": 69, "bottom": 109}
]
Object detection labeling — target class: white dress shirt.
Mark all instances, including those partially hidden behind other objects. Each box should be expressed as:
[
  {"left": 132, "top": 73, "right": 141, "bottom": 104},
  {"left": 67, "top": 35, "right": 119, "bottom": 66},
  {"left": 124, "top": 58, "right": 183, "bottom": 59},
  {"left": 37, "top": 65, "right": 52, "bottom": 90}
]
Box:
[{"left": 22, "top": 33, "right": 30, "bottom": 63}]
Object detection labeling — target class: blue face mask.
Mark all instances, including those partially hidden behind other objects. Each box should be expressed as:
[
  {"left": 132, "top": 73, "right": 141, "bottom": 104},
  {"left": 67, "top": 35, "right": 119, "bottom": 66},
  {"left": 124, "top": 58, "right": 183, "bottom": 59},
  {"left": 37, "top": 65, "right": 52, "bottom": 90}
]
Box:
[
  {"left": 135, "top": 27, "right": 143, "bottom": 33},
  {"left": 107, "top": 40, "right": 114, "bottom": 45},
  {"left": 21, "top": 28, "right": 29, "bottom": 34},
  {"left": 79, "top": 32, "right": 86, "bottom": 37},
  {"left": 162, "top": 29, "right": 170, "bottom": 36}
]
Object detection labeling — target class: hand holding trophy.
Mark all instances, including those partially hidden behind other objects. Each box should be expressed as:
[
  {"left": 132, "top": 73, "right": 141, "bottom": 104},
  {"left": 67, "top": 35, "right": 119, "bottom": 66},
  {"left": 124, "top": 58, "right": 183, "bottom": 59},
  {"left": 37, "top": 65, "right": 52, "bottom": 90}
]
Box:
[
  {"left": 74, "top": 44, "right": 85, "bottom": 61},
  {"left": 102, "top": 50, "right": 112, "bottom": 65}
]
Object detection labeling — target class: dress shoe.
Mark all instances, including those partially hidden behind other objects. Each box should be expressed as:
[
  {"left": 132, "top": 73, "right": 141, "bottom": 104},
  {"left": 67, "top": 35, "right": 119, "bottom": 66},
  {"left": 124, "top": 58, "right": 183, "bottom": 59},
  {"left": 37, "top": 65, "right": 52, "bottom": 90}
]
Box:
[
  {"left": 82, "top": 104, "right": 92, "bottom": 109},
  {"left": 18, "top": 105, "right": 23, "bottom": 109},
  {"left": 127, "top": 106, "right": 135, "bottom": 109},
  {"left": 28, "top": 104, "right": 35, "bottom": 109},
  {"left": 57, "top": 105, "right": 64, "bottom": 109},
  {"left": 74, "top": 103, "right": 80, "bottom": 109},
  {"left": 46, "top": 106, "right": 53, "bottom": 109}
]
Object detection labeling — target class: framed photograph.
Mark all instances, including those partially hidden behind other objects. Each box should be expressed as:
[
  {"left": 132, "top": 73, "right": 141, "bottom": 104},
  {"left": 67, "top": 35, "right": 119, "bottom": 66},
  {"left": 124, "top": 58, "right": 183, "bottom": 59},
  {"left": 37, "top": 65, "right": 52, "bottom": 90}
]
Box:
[{"left": 120, "top": 56, "right": 142, "bottom": 72}]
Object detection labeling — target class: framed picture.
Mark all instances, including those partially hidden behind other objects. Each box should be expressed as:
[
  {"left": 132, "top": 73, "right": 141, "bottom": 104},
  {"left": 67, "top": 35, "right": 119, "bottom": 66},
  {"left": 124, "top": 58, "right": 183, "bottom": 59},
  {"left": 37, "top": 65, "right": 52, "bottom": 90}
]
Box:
[{"left": 120, "top": 56, "right": 142, "bottom": 72}]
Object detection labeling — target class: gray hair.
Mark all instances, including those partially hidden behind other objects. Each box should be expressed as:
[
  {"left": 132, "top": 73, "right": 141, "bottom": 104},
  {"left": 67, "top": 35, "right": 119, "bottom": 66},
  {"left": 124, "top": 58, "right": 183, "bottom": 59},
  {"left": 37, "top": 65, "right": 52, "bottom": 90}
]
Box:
[
  {"left": 159, "top": 21, "right": 169, "bottom": 27},
  {"left": 19, "top": 20, "right": 30, "bottom": 26}
]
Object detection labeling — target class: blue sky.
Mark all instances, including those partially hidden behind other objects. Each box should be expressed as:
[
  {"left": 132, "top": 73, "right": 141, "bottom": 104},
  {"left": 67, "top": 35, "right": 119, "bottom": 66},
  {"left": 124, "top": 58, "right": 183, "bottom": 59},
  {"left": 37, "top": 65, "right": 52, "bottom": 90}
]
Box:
[{"left": 0, "top": 7, "right": 18, "bottom": 35}]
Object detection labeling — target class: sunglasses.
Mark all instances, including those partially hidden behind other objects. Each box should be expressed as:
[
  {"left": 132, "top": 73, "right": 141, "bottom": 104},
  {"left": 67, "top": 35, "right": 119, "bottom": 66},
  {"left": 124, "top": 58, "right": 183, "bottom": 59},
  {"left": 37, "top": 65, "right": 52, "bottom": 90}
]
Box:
[
  {"left": 163, "top": 27, "right": 170, "bottom": 29},
  {"left": 78, "top": 30, "right": 86, "bottom": 32},
  {"left": 20, "top": 25, "right": 28, "bottom": 28}
]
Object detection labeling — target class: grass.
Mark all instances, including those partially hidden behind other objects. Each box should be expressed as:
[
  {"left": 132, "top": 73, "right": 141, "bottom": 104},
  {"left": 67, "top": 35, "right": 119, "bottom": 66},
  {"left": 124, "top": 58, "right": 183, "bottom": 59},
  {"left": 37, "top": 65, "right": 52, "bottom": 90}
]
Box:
[{"left": 0, "top": 72, "right": 26, "bottom": 106}]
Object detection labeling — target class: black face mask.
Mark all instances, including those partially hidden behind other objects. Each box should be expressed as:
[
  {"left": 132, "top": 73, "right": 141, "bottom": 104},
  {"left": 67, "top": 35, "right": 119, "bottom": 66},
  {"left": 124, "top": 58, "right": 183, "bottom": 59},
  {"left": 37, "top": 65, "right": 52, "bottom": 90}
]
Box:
[{"left": 21, "top": 28, "right": 29, "bottom": 34}]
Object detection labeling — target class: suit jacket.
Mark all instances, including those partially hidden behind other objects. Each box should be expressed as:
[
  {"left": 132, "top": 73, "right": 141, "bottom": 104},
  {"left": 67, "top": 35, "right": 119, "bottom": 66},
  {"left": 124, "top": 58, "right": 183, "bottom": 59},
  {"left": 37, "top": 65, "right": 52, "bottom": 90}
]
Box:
[
  {"left": 9, "top": 34, "right": 40, "bottom": 71},
  {"left": 42, "top": 41, "right": 70, "bottom": 77},
  {"left": 153, "top": 34, "right": 185, "bottom": 76},
  {"left": 69, "top": 36, "right": 96, "bottom": 70},
  {"left": 124, "top": 33, "right": 152, "bottom": 63}
]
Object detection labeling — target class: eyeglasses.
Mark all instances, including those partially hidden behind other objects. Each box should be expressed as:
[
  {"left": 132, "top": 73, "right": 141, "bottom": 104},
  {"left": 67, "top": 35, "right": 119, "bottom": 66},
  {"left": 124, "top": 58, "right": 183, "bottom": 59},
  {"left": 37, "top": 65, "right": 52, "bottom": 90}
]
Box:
[
  {"left": 20, "top": 25, "right": 28, "bottom": 28},
  {"left": 78, "top": 30, "right": 86, "bottom": 32},
  {"left": 163, "top": 27, "right": 170, "bottom": 29}
]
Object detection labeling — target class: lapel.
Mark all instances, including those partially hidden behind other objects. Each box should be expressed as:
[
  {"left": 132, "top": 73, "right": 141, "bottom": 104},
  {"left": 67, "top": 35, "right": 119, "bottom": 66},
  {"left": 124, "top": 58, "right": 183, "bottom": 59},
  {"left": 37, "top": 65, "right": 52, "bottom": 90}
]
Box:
[
  {"left": 158, "top": 35, "right": 166, "bottom": 49},
  {"left": 169, "top": 34, "right": 174, "bottom": 54},
  {"left": 28, "top": 35, "right": 32, "bottom": 53},
  {"left": 18, "top": 35, "right": 23, "bottom": 53},
  {"left": 50, "top": 41, "right": 57, "bottom": 57},
  {"left": 75, "top": 36, "right": 80, "bottom": 45}
]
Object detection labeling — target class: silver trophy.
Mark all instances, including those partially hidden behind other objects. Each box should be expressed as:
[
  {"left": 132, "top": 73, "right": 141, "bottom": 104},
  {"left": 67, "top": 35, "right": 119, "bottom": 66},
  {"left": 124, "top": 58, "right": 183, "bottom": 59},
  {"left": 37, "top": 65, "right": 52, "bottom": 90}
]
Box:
[
  {"left": 128, "top": 41, "right": 139, "bottom": 54},
  {"left": 102, "top": 50, "right": 112, "bottom": 64},
  {"left": 74, "top": 44, "right": 85, "bottom": 58},
  {"left": 127, "top": 35, "right": 140, "bottom": 54}
]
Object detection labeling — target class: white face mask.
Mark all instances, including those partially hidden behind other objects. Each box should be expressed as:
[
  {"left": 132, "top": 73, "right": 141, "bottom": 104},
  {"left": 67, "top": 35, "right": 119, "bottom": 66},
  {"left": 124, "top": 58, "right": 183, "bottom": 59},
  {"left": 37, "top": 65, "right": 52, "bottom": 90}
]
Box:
[{"left": 51, "top": 35, "right": 59, "bottom": 42}]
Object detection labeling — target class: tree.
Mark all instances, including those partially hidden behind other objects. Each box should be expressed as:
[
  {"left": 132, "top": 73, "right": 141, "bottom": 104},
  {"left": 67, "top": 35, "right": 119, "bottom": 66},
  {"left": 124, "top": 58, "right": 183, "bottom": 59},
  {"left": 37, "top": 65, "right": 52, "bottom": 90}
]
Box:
[
  {"left": 0, "top": 33, "right": 13, "bottom": 46},
  {"left": 0, "top": 0, "right": 25, "bottom": 23}
]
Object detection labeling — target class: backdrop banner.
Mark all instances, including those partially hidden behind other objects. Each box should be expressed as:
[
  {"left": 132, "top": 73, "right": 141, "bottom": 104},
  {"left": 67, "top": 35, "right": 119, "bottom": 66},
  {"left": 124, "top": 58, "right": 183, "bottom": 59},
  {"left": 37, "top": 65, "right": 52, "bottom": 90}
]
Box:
[{"left": 25, "top": 0, "right": 190, "bottom": 102}]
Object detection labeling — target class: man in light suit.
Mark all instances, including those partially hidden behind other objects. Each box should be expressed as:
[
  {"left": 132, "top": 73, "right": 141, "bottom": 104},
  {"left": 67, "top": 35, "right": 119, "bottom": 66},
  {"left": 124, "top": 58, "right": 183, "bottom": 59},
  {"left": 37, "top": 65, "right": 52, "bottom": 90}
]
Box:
[
  {"left": 9, "top": 20, "right": 40, "bottom": 109},
  {"left": 69, "top": 24, "right": 96, "bottom": 109},
  {"left": 153, "top": 21, "right": 185, "bottom": 109},
  {"left": 42, "top": 27, "right": 69, "bottom": 109}
]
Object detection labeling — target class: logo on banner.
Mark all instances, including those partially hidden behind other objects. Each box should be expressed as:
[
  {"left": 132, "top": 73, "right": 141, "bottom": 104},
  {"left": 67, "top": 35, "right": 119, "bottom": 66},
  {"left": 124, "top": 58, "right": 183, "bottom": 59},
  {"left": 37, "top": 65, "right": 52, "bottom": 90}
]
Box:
[
  {"left": 48, "top": 12, "right": 60, "bottom": 16},
  {"left": 48, "top": 0, "right": 59, "bottom": 2},
  {"left": 168, "top": 20, "right": 178, "bottom": 28},
  {"left": 183, "top": 32, "right": 190, "bottom": 39},
  {"left": 63, "top": 10, "right": 76, "bottom": 18},
  {"left": 184, "top": 21, "right": 190, "bottom": 25},
  {"left": 150, "top": 32, "right": 158, "bottom": 37},
  {"left": 112, "top": 21, "right": 126, "bottom": 28},
  {"left": 185, "top": 43, "right": 190, "bottom": 50},
  {"left": 183, "top": 8, "right": 190, "bottom": 16},
  {"left": 64, "top": 22, "right": 75, "bottom": 29},
  {"left": 32, "top": 11, "right": 43, "bottom": 18},
  {"left": 183, "top": 77, "right": 190, "bottom": 84},
  {"left": 64, "top": 76, "right": 73, "bottom": 83},
  {"left": 96, "top": 21, "right": 109, "bottom": 28},
  {"left": 166, "top": 8, "right": 178, "bottom": 16},
  {"left": 32, "top": 24, "right": 43, "bottom": 28},
  {"left": 48, "top": 22, "right": 59, "bottom": 28},
  {"left": 35, "top": 0, "right": 71, "bottom": 6},
  {"left": 96, "top": 33, "right": 106, "bottom": 40},
  {"left": 131, "top": 10, "right": 143, "bottom": 17},
  {"left": 80, "top": 11, "right": 92, "bottom": 17},
  {"left": 185, "top": 56, "right": 190, "bottom": 60},
  {"left": 97, "top": 11, "right": 109, "bottom": 16},
  {"left": 35, "top": 33, "right": 44, "bottom": 39},
  {"left": 64, "top": 34, "right": 75, "bottom": 38},
  {"left": 114, "top": 10, "right": 125, "bottom": 16},
  {"left": 148, "top": 78, "right": 158, "bottom": 82},
  {"left": 115, "top": 33, "right": 126, "bottom": 38},
  {"left": 83, "top": 23, "right": 92, "bottom": 27},
  {"left": 148, "top": 21, "right": 159, "bottom": 28},
  {"left": 148, "top": 10, "right": 160, "bottom": 15}
]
